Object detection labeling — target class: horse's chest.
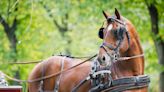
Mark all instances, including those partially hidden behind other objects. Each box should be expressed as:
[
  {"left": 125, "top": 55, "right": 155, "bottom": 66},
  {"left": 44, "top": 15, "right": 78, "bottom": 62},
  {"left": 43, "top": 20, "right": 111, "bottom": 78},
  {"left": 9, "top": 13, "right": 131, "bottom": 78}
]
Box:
[{"left": 111, "top": 64, "right": 134, "bottom": 78}]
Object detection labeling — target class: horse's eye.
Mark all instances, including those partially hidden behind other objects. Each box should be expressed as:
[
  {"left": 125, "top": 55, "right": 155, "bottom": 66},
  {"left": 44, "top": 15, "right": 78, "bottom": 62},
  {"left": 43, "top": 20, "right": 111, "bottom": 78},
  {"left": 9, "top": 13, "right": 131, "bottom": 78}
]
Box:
[
  {"left": 117, "top": 27, "right": 125, "bottom": 40},
  {"left": 113, "top": 29, "right": 118, "bottom": 38},
  {"left": 98, "top": 28, "right": 104, "bottom": 39}
]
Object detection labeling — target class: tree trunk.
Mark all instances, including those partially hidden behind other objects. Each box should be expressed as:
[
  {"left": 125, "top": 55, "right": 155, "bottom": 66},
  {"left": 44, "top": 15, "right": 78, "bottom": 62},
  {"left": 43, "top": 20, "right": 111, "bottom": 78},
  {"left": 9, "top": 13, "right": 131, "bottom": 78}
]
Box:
[
  {"left": 160, "top": 72, "right": 164, "bottom": 92},
  {"left": 8, "top": 19, "right": 18, "bottom": 62},
  {"left": 147, "top": 3, "right": 164, "bottom": 92},
  {"left": 0, "top": 1, "right": 19, "bottom": 84},
  {"left": 0, "top": 16, "right": 18, "bottom": 61}
]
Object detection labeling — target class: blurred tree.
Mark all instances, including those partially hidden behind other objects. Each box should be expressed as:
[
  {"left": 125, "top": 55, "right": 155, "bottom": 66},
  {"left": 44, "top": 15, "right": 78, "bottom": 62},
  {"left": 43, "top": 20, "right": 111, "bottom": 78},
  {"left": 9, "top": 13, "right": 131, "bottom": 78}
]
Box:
[
  {"left": 0, "top": 0, "right": 18, "bottom": 61},
  {"left": 145, "top": 0, "right": 164, "bottom": 92},
  {"left": 0, "top": 0, "right": 162, "bottom": 91},
  {"left": 0, "top": 0, "right": 20, "bottom": 84}
]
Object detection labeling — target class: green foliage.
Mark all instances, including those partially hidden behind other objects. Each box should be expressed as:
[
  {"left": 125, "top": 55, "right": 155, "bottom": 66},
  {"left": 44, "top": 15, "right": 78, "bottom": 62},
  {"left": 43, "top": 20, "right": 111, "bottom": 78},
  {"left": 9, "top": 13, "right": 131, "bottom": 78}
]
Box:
[{"left": 0, "top": 0, "right": 163, "bottom": 92}]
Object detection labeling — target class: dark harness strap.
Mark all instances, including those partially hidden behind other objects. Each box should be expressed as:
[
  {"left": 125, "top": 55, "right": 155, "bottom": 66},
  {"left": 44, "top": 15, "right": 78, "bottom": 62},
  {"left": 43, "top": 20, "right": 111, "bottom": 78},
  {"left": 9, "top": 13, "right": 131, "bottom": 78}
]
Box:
[
  {"left": 72, "top": 73, "right": 150, "bottom": 92},
  {"left": 71, "top": 78, "right": 89, "bottom": 92},
  {"left": 101, "top": 75, "right": 150, "bottom": 92},
  {"left": 72, "top": 62, "right": 150, "bottom": 92}
]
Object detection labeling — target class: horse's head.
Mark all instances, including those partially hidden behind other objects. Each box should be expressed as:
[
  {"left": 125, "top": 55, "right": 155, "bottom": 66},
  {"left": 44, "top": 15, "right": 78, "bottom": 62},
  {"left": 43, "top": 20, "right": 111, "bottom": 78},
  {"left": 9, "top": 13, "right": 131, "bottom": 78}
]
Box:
[{"left": 97, "top": 9, "right": 130, "bottom": 66}]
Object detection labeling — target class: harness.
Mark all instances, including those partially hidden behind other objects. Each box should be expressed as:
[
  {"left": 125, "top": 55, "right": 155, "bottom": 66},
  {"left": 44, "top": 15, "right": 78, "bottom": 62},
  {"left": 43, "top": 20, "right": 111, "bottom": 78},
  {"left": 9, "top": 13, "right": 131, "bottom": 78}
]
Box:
[
  {"left": 39, "top": 57, "right": 66, "bottom": 92},
  {"left": 72, "top": 59, "right": 112, "bottom": 92},
  {"left": 101, "top": 75, "right": 150, "bottom": 92},
  {"left": 37, "top": 17, "right": 150, "bottom": 92},
  {"left": 54, "top": 57, "right": 65, "bottom": 92},
  {"left": 71, "top": 59, "right": 150, "bottom": 92},
  {"left": 71, "top": 17, "right": 150, "bottom": 92}
]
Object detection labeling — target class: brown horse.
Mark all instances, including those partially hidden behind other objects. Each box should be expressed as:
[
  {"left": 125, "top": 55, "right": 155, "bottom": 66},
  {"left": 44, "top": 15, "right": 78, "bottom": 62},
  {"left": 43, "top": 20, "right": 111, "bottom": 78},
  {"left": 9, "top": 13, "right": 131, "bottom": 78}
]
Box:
[
  {"left": 97, "top": 9, "right": 148, "bottom": 92},
  {"left": 28, "top": 9, "right": 149, "bottom": 92}
]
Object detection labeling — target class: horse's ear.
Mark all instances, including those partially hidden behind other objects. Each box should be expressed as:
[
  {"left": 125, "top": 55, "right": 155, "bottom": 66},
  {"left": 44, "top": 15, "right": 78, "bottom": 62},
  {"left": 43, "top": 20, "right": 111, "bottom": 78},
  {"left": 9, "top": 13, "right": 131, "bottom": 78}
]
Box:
[
  {"left": 115, "top": 8, "right": 121, "bottom": 19},
  {"left": 102, "top": 10, "right": 109, "bottom": 19}
]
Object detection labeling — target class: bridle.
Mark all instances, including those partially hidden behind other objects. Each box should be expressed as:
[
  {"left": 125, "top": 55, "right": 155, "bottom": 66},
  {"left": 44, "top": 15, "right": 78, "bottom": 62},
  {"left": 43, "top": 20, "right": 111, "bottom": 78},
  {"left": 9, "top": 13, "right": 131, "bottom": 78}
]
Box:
[
  {"left": 73, "top": 16, "right": 149, "bottom": 92},
  {"left": 99, "top": 16, "right": 130, "bottom": 64},
  {"left": 72, "top": 17, "right": 149, "bottom": 92}
]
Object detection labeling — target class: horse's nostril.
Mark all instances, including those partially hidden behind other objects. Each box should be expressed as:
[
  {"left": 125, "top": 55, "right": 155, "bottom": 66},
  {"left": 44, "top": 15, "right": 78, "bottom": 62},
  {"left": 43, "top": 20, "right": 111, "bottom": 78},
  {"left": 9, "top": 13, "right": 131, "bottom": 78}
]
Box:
[{"left": 102, "top": 56, "right": 106, "bottom": 61}]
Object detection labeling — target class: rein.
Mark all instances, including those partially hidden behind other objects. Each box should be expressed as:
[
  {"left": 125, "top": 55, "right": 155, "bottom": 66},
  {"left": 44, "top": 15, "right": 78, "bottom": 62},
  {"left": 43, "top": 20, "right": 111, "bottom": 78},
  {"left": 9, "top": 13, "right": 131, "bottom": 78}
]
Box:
[
  {"left": 0, "top": 54, "right": 97, "bottom": 83},
  {"left": 8, "top": 61, "right": 41, "bottom": 64},
  {"left": 117, "top": 54, "right": 144, "bottom": 61},
  {"left": 6, "top": 55, "right": 94, "bottom": 65}
]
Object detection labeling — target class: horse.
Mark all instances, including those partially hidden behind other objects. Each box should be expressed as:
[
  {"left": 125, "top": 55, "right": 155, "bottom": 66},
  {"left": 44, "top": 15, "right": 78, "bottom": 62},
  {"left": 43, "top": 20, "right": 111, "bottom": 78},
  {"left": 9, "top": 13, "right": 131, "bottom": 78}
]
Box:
[
  {"left": 28, "top": 9, "right": 149, "bottom": 92},
  {"left": 97, "top": 9, "right": 149, "bottom": 92}
]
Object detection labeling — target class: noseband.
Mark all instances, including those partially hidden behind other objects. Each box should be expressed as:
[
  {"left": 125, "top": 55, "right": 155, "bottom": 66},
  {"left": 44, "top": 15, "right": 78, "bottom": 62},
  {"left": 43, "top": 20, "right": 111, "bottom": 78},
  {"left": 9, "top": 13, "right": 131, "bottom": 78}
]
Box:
[{"left": 100, "top": 43, "right": 120, "bottom": 63}]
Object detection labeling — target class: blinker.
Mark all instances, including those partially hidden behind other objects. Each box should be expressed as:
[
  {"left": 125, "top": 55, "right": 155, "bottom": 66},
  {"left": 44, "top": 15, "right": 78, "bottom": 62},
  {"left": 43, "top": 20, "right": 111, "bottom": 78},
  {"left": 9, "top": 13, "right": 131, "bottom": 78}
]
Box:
[{"left": 98, "top": 28, "right": 104, "bottom": 39}]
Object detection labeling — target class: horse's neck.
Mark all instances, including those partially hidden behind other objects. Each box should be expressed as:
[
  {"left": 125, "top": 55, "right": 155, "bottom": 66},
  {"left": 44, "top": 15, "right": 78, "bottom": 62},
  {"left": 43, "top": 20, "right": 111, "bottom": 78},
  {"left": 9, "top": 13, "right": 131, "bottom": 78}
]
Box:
[{"left": 112, "top": 22, "right": 144, "bottom": 79}]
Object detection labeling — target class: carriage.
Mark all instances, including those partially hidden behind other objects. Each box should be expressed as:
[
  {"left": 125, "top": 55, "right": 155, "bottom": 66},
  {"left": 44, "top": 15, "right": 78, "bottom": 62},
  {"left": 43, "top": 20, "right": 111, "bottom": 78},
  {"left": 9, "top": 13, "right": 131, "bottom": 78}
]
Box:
[
  {"left": 0, "top": 86, "right": 22, "bottom": 92},
  {"left": 0, "top": 71, "right": 22, "bottom": 92}
]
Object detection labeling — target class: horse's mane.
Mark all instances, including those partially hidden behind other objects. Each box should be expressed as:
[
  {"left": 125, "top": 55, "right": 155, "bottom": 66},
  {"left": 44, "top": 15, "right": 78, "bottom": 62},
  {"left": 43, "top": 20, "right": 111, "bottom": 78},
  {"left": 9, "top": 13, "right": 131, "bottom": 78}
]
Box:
[{"left": 122, "top": 17, "right": 144, "bottom": 62}]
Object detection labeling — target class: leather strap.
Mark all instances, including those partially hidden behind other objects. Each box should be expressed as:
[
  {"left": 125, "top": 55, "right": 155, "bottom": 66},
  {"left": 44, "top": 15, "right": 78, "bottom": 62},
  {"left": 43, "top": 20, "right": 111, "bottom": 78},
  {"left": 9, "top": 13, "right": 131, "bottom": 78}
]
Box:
[
  {"left": 54, "top": 57, "right": 65, "bottom": 92},
  {"left": 72, "top": 60, "right": 112, "bottom": 92},
  {"left": 39, "top": 60, "right": 46, "bottom": 92},
  {"left": 72, "top": 60, "right": 99, "bottom": 92},
  {"left": 71, "top": 78, "right": 88, "bottom": 92},
  {"left": 101, "top": 75, "right": 150, "bottom": 92},
  {"left": 71, "top": 58, "right": 150, "bottom": 92}
]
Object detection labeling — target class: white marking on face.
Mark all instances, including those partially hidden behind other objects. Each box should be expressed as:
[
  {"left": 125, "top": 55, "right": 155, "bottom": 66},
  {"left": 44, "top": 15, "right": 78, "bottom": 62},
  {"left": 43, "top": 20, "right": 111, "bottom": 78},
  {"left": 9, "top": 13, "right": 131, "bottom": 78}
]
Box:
[{"left": 107, "top": 24, "right": 113, "bottom": 31}]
